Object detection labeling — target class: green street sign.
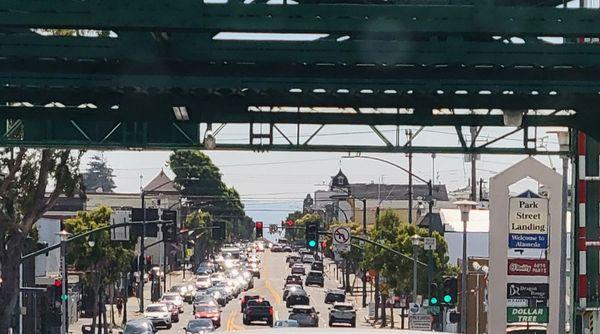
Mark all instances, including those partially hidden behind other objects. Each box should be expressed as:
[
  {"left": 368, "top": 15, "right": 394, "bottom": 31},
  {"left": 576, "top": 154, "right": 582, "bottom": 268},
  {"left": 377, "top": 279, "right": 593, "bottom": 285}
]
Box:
[
  {"left": 506, "top": 307, "right": 548, "bottom": 323},
  {"left": 424, "top": 306, "right": 441, "bottom": 315}
]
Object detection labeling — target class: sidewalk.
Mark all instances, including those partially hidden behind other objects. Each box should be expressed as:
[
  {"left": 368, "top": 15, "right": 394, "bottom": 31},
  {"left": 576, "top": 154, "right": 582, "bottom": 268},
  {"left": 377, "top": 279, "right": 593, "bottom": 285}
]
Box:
[{"left": 70, "top": 270, "right": 190, "bottom": 333}]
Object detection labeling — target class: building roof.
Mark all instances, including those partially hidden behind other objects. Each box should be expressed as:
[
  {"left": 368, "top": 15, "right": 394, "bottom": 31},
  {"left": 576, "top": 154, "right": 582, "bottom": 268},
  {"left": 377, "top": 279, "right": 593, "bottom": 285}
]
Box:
[
  {"left": 143, "top": 170, "right": 179, "bottom": 194},
  {"left": 349, "top": 183, "right": 449, "bottom": 202}
]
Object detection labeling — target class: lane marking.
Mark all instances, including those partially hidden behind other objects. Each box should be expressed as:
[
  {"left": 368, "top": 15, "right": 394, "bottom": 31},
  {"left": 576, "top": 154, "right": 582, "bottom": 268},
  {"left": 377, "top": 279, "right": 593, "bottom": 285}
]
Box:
[{"left": 262, "top": 256, "right": 282, "bottom": 305}]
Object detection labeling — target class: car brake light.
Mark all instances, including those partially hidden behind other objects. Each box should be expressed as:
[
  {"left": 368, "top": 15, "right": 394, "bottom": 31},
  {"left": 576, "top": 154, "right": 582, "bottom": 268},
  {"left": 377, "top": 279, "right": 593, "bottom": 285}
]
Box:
[{"left": 269, "top": 307, "right": 274, "bottom": 315}]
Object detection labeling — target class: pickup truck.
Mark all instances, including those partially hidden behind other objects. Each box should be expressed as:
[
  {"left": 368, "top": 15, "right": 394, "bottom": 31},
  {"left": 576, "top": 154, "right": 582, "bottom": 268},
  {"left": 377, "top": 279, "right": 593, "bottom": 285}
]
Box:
[
  {"left": 243, "top": 299, "right": 274, "bottom": 326},
  {"left": 240, "top": 295, "right": 260, "bottom": 313}
]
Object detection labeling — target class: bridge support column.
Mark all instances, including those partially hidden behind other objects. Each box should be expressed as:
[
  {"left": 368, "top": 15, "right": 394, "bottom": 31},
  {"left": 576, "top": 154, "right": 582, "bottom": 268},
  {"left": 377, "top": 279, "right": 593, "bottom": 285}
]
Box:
[{"left": 575, "top": 131, "right": 600, "bottom": 334}]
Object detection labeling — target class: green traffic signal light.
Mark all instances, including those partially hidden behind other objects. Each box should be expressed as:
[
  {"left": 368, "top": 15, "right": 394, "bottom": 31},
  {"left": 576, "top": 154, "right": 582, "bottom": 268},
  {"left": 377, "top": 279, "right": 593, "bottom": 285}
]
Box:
[
  {"left": 430, "top": 297, "right": 438, "bottom": 305},
  {"left": 308, "top": 240, "right": 317, "bottom": 248},
  {"left": 443, "top": 295, "right": 452, "bottom": 303},
  {"left": 61, "top": 294, "right": 69, "bottom": 301}
]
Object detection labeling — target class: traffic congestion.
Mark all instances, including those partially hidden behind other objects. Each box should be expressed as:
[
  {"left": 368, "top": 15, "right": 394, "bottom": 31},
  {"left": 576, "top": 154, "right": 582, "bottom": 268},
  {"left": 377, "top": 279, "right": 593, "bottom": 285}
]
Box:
[{"left": 123, "top": 240, "right": 362, "bottom": 333}]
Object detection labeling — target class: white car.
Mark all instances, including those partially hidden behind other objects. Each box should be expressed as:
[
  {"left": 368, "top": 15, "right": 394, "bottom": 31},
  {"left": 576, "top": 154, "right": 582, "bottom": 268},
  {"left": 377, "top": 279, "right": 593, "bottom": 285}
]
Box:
[
  {"left": 161, "top": 292, "right": 184, "bottom": 313},
  {"left": 328, "top": 302, "right": 356, "bottom": 327},
  {"left": 144, "top": 303, "right": 172, "bottom": 329},
  {"left": 196, "top": 275, "right": 213, "bottom": 290}
]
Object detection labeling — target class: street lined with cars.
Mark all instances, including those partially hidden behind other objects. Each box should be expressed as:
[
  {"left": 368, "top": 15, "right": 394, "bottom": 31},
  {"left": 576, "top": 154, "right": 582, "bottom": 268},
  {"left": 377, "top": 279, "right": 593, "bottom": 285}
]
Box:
[{"left": 120, "top": 241, "right": 368, "bottom": 332}]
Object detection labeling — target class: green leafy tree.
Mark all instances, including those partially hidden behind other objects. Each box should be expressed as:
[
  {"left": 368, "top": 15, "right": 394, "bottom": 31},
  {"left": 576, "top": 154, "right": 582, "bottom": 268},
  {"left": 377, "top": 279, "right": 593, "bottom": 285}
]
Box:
[
  {"left": 64, "top": 206, "right": 135, "bottom": 332},
  {"left": 169, "top": 151, "right": 250, "bottom": 239},
  {"left": 284, "top": 211, "right": 305, "bottom": 241},
  {"left": 364, "top": 210, "right": 453, "bottom": 296},
  {"left": 184, "top": 210, "right": 214, "bottom": 265},
  {"left": 0, "top": 149, "right": 82, "bottom": 333},
  {"left": 83, "top": 154, "right": 116, "bottom": 193}
]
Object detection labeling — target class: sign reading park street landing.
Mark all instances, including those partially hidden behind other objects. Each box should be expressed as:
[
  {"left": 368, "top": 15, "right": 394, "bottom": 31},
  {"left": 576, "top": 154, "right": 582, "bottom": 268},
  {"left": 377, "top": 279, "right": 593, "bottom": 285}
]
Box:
[
  {"left": 507, "top": 259, "right": 550, "bottom": 276},
  {"left": 507, "top": 307, "right": 549, "bottom": 323},
  {"left": 508, "top": 191, "right": 549, "bottom": 249}
]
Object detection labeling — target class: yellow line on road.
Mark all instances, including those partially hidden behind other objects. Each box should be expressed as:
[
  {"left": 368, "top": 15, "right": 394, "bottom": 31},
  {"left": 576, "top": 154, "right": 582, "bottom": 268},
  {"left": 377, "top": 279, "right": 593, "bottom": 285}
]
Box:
[
  {"left": 262, "top": 254, "right": 281, "bottom": 305},
  {"left": 227, "top": 311, "right": 235, "bottom": 332}
]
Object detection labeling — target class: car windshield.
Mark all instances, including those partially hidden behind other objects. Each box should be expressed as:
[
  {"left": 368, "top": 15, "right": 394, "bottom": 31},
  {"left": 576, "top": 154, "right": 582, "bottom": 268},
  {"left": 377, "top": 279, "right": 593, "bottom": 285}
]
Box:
[
  {"left": 188, "top": 319, "right": 214, "bottom": 329},
  {"left": 146, "top": 305, "right": 167, "bottom": 312},
  {"left": 335, "top": 305, "right": 354, "bottom": 311},
  {"left": 327, "top": 293, "right": 345, "bottom": 302},
  {"left": 162, "top": 295, "right": 178, "bottom": 301}
]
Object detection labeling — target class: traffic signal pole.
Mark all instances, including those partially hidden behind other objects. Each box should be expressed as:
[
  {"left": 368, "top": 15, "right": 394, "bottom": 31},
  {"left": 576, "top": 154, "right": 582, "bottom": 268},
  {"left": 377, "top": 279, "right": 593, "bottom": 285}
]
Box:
[{"left": 60, "top": 237, "right": 68, "bottom": 334}]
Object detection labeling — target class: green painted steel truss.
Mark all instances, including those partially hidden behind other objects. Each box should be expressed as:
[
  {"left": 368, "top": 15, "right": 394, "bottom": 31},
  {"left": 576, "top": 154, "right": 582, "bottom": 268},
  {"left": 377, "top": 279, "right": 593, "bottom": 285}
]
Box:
[{"left": 1, "top": 0, "right": 600, "bottom": 149}]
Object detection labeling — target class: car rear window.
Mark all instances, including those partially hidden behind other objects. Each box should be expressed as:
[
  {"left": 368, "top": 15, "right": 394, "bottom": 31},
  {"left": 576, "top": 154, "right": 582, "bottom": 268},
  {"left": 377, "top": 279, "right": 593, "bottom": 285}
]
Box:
[
  {"left": 248, "top": 300, "right": 271, "bottom": 307},
  {"left": 335, "top": 305, "right": 354, "bottom": 311},
  {"left": 293, "top": 308, "right": 313, "bottom": 314}
]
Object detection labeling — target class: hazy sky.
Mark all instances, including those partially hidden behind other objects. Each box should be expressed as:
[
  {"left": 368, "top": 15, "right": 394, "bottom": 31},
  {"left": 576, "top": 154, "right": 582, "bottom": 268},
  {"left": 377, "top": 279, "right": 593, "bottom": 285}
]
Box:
[{"left": 80, "top": 125, "right": 566, "bottom": 225}]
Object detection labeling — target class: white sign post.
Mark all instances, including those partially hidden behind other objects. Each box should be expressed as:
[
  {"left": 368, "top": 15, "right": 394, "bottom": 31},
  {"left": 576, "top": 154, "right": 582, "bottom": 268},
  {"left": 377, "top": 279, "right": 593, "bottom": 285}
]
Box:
[
  {"left": 488, "top": 157, "right": 562, "bottom": 334},
  {"left": 332, "top": 226, "right": 351, "bottom": 253}
]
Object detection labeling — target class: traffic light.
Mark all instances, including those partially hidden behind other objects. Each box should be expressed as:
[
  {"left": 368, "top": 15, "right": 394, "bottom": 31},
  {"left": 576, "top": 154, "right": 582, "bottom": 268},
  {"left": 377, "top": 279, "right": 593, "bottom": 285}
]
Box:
[
  {"left": 162, "top": 221, "right": 176, "bottom": 242},
  {"left": 255, "top": 221, "right": 263, "bottom": 239},
  {"left": 161, "top": 210, "right": 178, "bottom": 242},
  {"left": 51, "top": 279, "right": 66, "bottom": 309},
  {"left": 286, "top": 220, "right": 294, "bottom": 227},
  {"left": 305, "top": 221, "right": 319, "bottom": 250},
  {"left": 442, "top": 276, "right": 458, "bottom": 305},
  {"left": 429, "top": 282, "right": 439, "bottom": 306}
]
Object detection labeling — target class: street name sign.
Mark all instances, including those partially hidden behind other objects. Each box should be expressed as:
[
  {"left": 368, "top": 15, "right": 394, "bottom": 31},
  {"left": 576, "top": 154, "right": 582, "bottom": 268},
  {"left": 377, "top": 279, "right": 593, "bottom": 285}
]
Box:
[
  {"left": 506, "top": 283, "right": 549, "bottom": 300},
  {"left": 409, "top": 314, "right": 432, "bottom": 330},
  {"left": 508, "top": 192, "right": 549, "bottom": 249},
  {"left": 506, "top": 307, "right": 548, "bottom": 323},
  {"left": 423, "top": 237, "right": 436, "bottom": 250},
  {"left": 507, "top": 259, "right": 549, "bottom": 276}
]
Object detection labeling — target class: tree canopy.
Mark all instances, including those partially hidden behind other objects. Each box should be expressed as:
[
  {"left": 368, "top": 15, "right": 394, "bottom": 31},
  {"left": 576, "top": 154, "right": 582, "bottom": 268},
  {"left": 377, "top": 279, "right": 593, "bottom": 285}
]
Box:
[
  {"left": 64, "top": 206, "right": 136, "bottom": 287},
  {"left": 363, "top": 209, "right": 455, "bottom": 295},
  {"left": 169, "top": 150, "right": 251, "bottom": 239},
  {"left": 0, "top": 148, "right": 83, "bottom": 332},
  {"left": 83, "top": 154, "right": 116, "bottom": 193}
]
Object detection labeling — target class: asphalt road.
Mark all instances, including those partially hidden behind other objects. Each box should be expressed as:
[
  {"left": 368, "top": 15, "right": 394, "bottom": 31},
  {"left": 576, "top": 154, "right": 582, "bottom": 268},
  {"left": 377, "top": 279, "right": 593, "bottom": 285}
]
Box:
[{"left": 152, "top": 250, "right": 369, "bottom": 333}]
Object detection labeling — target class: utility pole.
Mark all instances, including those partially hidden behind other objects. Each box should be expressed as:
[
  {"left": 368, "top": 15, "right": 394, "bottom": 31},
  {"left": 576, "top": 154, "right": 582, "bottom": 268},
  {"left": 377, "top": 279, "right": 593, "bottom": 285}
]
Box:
[
  {"left": 362, "top": 198, "right": 367, "bottom": 308},
  {"left": 470, "top": 126, "right": 477, "bottom": 202},
  {"left": 139, "top": 191, "right": 146, "bottom": 313},
  {"left": 407, "top": 129, "right": 413, "bottom": 224}
]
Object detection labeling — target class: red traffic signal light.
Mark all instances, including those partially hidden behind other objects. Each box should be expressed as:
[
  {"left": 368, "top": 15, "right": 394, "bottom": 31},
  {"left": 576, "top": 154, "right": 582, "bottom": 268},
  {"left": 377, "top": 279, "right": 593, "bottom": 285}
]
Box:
[
  {"left": 286, "top": 220, "right": 294, "bottom": 227},
  {"left": 54, "top": 279, "right": 62, "bottom": 287},
  {"left": 256, "top": 221, "right": 263, "bottom": 229}
]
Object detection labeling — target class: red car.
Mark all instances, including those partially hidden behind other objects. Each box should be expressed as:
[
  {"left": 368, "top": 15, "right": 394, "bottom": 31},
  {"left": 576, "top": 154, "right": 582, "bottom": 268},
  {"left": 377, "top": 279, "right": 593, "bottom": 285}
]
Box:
[{"left": 194, "top": 304, "right": 221, "bottom": 327}]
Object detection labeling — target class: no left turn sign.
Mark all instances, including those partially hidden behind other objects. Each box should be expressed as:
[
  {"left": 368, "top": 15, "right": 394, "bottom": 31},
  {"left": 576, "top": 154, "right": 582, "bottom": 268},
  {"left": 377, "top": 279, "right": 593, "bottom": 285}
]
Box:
[{"left": 333, "top": 226, "right": 351, "bottom": 245}]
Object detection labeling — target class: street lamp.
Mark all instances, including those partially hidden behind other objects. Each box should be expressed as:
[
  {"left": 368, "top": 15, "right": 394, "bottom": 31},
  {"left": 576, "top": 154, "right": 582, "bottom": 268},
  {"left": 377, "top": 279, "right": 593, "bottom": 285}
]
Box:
[
  {"left": 548, "top": 127, "right": 570, "bottom": 333},
  {"left": 454, "top": 200, "right": 477, "bottom": 334},
  {"left": 57, "top": 230, "right": 71, "bottom": 334},
  {"left": 411, "top": 234, "right": 422, "bottom": 301}
]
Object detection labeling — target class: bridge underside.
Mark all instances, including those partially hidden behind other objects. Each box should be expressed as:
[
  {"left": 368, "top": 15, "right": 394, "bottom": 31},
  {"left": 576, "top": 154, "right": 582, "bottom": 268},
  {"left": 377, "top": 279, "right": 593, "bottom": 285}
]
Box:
[{"left": 1, "top": 1, "right": 600, "bottom": 331}]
